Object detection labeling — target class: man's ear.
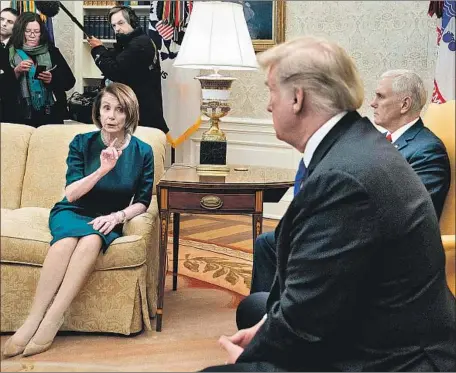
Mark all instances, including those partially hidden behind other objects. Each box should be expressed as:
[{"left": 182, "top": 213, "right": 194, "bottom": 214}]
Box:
[
  {"left": 400, "top": 96, "right": 412, "bottom": 114},
  {"left": 292, "top": 88, "right": 304, "bottom": 114}
]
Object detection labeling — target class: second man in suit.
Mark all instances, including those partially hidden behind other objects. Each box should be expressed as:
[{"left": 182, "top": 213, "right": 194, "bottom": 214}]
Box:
[
  {"left": 370, "top": 69, "right": 451, "bottom": 219},
  {"left": 250, "top": 69, "right": 451, "bottom": 295}
]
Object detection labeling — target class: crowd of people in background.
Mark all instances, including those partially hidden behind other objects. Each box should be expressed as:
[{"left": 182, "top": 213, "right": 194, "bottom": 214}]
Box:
[{"left": 0, "top": 5, "right": 167, "bottom": 133}]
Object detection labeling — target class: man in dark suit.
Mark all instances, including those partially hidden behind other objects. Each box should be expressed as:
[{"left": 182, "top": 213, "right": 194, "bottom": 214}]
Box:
[
  {"left": 203, "top": 36, "right": 456, "bottom": 372},
  {"left": 371, "top": 69, "right": 450, "bottom": 220},
  {"left": 0, "top": 7, "right": 18, "bottom": 122},
  {"left": 250, "top": 70, "right": 452, "bottom": 295}
]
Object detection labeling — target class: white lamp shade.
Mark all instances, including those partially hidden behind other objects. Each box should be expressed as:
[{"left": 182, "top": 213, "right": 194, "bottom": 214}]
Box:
[{"left": 174, "top": 1, "right": 258, "bottom": 71}]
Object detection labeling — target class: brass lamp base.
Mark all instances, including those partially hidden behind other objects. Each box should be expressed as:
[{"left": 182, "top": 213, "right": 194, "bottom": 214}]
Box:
[
  {"left": 195, "top": 72, "right": 237, "bottom": 177},
  {"left": 196, "top": 164, "right": 230, "bottom": 176}
]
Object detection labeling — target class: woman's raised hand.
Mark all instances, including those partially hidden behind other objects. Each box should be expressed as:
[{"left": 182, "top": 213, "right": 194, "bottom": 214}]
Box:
[{"left": 99, "top": 138, "right": 122, "bottom": 175}]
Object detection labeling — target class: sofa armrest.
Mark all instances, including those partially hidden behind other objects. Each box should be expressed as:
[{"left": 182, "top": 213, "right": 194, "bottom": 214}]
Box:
[
  {"left": 122, "top": 196, "right": 160, "bottom": 249},
  {"left": 122, "top": 211, "right": 155, "bottom": 237},
  {"left": 122, "top": 196, "right": 160, "bottom": 236}
]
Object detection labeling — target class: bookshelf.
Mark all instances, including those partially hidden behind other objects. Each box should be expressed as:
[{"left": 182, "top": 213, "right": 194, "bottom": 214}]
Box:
[{"left": 73, "top": 1, "right": 151, "bottom": 92}]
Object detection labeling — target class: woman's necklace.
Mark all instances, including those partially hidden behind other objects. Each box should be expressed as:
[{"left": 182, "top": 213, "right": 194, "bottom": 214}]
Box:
[{"left": 101, "top": 130, "right": 129, "bottom": 150}]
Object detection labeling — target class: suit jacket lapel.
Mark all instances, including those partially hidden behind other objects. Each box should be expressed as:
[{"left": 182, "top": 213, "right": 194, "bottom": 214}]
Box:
[{"left": 393, "top": 118, "right": 424, "bottom": 151}]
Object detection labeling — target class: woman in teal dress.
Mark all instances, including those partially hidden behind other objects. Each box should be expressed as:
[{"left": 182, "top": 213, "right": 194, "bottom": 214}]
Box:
[{"left": 3, "top": 83, "right": 154, "bottom": 358}]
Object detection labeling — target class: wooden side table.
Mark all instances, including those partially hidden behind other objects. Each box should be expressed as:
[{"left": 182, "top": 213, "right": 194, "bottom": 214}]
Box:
[{"left": 155, "top": 164, "right": 295, "bottom": 331}]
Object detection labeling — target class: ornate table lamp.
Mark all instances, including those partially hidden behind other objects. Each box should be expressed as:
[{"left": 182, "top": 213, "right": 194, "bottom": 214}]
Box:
[{"left": 174, "top": 0, "right": 258, "bottom": 175}]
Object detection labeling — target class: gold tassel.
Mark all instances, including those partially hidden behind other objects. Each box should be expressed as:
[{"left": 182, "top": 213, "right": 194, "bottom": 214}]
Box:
[{"left": 166, "top": 117, "right": 202, "bottom": 148}]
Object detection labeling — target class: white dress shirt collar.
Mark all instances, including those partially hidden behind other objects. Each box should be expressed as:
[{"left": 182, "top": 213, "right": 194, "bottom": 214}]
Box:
[
  {"left": 303, "top": 111, "right": 348, "bottom": 168},
  {"left": 390, "top": 117, "right": 420, "bottom": 143}
]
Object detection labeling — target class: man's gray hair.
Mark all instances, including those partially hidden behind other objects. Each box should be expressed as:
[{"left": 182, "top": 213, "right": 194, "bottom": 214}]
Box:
[{"left": 381, "top": 70, "right": 427, "bottom": 114}]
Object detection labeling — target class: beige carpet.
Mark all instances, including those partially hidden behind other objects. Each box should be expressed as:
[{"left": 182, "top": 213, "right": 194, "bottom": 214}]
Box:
[{"left": 1, "top": 275, "right": 242, "bottom": 372}]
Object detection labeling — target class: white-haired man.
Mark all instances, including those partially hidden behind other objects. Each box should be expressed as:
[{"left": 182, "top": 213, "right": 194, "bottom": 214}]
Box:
[
  {"left": 202, "top": 36, "right": 455, "bottom": 372},
  {"left": 371, "top": 69, "right": 450, "bottom": 219},
  {"left": 250, "top": 70, "right": 451, "bottom": 296}
]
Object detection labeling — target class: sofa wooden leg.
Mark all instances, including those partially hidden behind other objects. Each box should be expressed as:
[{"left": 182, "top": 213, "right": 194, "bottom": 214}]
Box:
[{"left": 156, "top": 309, "right": 163, "bottom": 332}]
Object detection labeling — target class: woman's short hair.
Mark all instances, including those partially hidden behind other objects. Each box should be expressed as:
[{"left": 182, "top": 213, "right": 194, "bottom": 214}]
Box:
[
  {"left": 258, "top": 36, "right": 364, "bottom": 115},
  {"left": 92, "top": 83, "right": 140, "bottom": 134},
  {"left": 381, "top": 69, "right": 427, "bottom": 114},
  {"left": 10, "top": 12, "right": 49, "bottom": 49}
]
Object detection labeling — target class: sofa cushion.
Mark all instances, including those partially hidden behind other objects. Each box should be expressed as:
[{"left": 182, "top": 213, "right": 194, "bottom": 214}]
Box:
[
  {"left": 20, "top": 124, "right": 167, "bottom": 209},
  {"left": 1, "top": 124, "right": 34, "bottom": 209},
  {"left": 1, "top": 208, "right": 147, "bottom": 270}
]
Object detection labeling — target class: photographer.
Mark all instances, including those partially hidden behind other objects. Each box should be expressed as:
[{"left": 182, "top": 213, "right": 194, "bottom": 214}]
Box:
[{"left": 87, "top": 6, "right": 168, "bottom": 134}]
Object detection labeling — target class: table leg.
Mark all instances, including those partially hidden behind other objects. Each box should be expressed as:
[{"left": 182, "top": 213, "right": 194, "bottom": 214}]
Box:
[
  {"left": 253, "top": 191, "right": 264, "bottom": 243},
  {"left": 156, "top": 189, "right": 170, "bottom": 332},
  {"left": 173, "top": 212, "right": 180, "bottom": 291},
  {"left": 252, "top": 213, "right": 263, "bottom": 243}
]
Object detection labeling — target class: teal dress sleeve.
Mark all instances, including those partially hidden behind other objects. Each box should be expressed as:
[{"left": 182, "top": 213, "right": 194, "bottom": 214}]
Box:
[
  {"left": 133, "top": 144, "right": 154, "bottom": 206},
  {"left": 65, "top": 134, "right": 85, "bottom": 187}
]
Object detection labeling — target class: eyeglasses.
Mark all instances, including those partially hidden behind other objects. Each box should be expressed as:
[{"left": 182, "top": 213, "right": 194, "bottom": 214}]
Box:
[{"left": 25, "top": 30, "right": 40, "bottom": 36}]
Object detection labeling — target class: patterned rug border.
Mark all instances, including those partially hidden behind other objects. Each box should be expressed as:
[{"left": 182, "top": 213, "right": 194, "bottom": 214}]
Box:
[{"left": 168, "top": 236, "right": 253, "bottom": 262}]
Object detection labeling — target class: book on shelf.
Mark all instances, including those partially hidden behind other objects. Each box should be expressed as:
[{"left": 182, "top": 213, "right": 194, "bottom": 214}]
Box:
[
  {"left": 116, "top": 1, "right": 151, "bottom": 6},
  {"left": 85, "top": 14, "right": 151, "bottom": 40},
  {"left": 84, "top": 1, "right": 119, "bottom": 6},
  {"left": 83, "top": 1, "right": 151, "bottom": 7}
]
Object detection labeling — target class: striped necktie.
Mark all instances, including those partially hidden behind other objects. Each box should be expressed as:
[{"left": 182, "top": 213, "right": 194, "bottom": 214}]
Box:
[{"left": 294, "top": 159, "right": 307, "bottom": 196}]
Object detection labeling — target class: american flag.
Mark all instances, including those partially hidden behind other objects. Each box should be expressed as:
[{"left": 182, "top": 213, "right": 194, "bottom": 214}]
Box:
[
  {"left": 148, "top": 1, "right": 192, "bottom": 59},
  {"left": 430, "top": 0, "right": 455, "bottom": 104},
  {"left": 155, "top": 20, "right": 174, "bottom": 41}
]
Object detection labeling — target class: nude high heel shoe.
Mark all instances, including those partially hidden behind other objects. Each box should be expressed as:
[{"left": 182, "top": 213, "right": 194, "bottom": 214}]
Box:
[
  {"left": 2, "top": 337, "right": 27, "bottom": 358},
  {"left": 3, "top": 316, "right": 45, "bottom": 358},
  {"left": 22, "top": 317, "right": 64, "bottom": 357}
]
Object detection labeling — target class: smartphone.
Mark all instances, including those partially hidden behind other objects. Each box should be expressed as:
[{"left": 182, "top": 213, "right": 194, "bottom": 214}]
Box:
[{"left": 34, "top": 65, "right": 46, "bottom": 79}]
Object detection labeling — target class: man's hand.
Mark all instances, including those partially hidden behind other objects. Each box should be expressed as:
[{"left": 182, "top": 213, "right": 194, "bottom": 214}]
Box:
[
  {"left": 218, "top": 335, "right": 244, "bottom": 364},
  {"left": 87, "top": 36, "right": 103, "bottom": 48},
  {"left": 37, "top": 71, "right": 52, "bottom": 84},
  {"left": 227, "top": 327, "right": 256, "bottom": 349},
  {"left": 218, "top": 315, "right": 266, "bottom": 364}
]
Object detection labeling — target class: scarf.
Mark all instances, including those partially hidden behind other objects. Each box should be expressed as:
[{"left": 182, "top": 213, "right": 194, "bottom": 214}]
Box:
[{"left": 9, "top": 44, "right": 54, "bottom": 119}]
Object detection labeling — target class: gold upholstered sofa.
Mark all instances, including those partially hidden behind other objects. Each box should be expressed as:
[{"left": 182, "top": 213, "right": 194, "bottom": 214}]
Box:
[{"left": 1, "top": 123, "right": 166, "bottom": 335}]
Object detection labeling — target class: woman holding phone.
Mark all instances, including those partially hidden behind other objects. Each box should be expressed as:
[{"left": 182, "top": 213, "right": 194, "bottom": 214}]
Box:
[{"left": 9, "top": 12, "right": 75, "bottom": 127}]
